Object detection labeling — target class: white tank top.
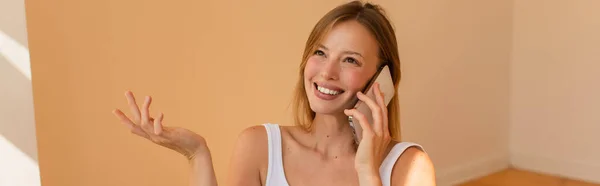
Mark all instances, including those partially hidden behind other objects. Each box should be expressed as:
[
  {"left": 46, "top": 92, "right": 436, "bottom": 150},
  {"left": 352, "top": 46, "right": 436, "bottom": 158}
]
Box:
[{"left": 263, "top": 123, "right": 424, "bottom": 186}]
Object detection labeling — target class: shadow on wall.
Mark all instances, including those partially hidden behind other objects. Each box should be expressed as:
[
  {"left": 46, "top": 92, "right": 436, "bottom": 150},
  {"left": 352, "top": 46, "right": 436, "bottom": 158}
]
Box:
[
  {"left": 0, "top": 0, "right": 41, "bottom": 185},
  {"left": 0, "top": 55, "right": 36, "bottom": 161},
  {"left": 0, "top": 31, "right": 40, "bottom": 186},
  {"left": 0, "top": 30, "right": 41, "bottom": 186}
]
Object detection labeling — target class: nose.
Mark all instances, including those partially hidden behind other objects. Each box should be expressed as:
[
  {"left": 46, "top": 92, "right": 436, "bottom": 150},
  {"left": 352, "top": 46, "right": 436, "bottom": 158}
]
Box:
[{"left": 319, "top": 58, "right": 340, "bottom": 80}]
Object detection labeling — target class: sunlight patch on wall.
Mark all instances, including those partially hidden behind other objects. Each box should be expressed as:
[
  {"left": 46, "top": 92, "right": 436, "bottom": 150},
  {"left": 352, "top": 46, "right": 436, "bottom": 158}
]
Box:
[
  {"left": 0, "top": 135, "right": 40, "bottom": 186},
  {"left": 0, "top": 29, "right": 31, "bottom": 80}
]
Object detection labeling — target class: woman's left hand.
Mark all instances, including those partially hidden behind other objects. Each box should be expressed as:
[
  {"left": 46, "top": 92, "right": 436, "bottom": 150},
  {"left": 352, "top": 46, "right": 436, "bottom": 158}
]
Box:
[{"left": 344, "top": 82, "right": 391, "bottom": 185}]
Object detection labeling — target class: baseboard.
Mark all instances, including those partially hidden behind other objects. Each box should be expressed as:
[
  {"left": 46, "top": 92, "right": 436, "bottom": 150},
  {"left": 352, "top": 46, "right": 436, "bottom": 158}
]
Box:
[
  {"left": 436, "top": 154, "right": 510, "bottom": 186},
  {"left": 510, "top": 152, "right": 600, "bottom": 184}
]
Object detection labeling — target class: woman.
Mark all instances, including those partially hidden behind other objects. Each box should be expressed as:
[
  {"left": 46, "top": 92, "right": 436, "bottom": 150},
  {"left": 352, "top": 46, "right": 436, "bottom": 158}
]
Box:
[{"left": 112, "top": 1, "right": 435, "bottom": 186}]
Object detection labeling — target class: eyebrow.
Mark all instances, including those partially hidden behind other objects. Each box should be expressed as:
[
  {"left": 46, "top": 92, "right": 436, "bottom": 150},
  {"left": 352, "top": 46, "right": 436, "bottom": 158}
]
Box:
[{"left": 318, "top": 44, "right": 364, "bottom": 58}]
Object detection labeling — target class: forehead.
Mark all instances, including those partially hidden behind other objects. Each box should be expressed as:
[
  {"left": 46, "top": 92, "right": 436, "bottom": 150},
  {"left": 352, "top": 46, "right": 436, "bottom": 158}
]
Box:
[{"left": 319, "top": 20, "right": 379, "bottom": 57}]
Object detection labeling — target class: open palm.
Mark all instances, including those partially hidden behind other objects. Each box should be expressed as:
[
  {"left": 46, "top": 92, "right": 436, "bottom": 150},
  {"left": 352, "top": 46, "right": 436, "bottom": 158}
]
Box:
[{"left": 112, "top": 91, "right": 207, "bottom": 160}]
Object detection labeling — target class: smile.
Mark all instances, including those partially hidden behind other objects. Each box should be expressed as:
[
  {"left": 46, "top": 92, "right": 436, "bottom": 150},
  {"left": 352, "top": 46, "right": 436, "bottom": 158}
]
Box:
[
  {"left": 317, "top": 85, "right": 341, "bottom": 95},
  {"left": 313, "top": 83, "right": 345, "bottom": 100}
]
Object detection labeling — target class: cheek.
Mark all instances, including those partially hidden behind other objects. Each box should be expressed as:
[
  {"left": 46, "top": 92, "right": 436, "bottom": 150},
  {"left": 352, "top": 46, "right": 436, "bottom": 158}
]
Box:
[
  {"left": 342, "top": 70, "right": 369, "bottom": 92},
  {"left": 303, "top": 57, "right": 321, "bottom": 80}
]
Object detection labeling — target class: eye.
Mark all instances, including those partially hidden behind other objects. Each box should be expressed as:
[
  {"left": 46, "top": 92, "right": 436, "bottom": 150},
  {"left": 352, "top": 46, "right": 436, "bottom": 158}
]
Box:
[
  {"left": 344, "top": 57, "right": 358, "bottom": 64},
  {"left": 314, "top": 50, "right": 326, "bottom": 56}
]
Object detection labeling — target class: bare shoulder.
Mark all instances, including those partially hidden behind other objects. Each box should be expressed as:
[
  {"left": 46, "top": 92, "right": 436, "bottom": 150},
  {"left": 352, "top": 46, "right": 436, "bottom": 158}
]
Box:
[
  {"left": 391, "top": 143, "right": 436, "bottom": 186},
  {"left": 227, "top": 125, "right": 269, "bottom": 186},
  {"left": 236, "top": 125, "right": 269, "bottom": 145},
  {"left": 232, "top": 125, "right": 269, "bottom": 162}
]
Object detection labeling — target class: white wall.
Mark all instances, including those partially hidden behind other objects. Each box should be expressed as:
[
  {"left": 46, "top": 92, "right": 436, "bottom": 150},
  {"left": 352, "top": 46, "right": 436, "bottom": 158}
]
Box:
[
  {"left": 0, "top": 0, "right": 40, "bottom": 185},
  {"left": 510, "top": 0, "right": 600, "bottom": 184}
]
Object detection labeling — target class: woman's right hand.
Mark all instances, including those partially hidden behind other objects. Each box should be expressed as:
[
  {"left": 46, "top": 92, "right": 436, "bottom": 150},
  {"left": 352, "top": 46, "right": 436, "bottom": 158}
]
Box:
[{"left": 112, "top": 91, "right": 208, "bottom": 161}]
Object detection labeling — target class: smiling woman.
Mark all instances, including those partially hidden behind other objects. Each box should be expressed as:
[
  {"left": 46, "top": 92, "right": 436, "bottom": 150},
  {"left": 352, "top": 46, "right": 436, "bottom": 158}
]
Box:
[{"left": 112, "top": 1, "right": 435, "bottom": 186}]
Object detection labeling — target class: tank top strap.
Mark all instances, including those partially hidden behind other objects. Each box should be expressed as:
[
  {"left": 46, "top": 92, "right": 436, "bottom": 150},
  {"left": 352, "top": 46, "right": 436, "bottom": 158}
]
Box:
[
  {"left": 262, "top": 123, "right": 290, "bottom": 186},
  {"left": 379, "top": 142, "right": 425, "bottom": 186}
]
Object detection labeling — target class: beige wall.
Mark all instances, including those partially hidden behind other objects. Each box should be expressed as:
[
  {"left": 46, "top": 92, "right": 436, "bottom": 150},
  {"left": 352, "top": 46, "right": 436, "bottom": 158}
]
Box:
[
  {"left": 0, "top": 0, "right": 40, "bottom": 185},
  {"left": 510, "top": 0, "right": 600, "bottom": 183},
  {"left": 394, "top": 1, "right": 512, "bottom": 185},
  {"left": 26, "top": 0, "right": 512, "bottom": 185}
]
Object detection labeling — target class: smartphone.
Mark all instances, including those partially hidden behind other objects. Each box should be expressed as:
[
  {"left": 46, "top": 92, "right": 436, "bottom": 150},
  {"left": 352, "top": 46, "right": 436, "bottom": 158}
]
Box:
[{"left": 349, "top": 65, "right": 395, "bottom": 145}]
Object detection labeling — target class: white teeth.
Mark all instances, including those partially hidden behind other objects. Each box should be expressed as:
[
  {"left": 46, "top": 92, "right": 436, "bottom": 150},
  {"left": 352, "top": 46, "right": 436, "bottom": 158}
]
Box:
[{"left": 317, "top": 85, "right": 340, "bottom": 95}]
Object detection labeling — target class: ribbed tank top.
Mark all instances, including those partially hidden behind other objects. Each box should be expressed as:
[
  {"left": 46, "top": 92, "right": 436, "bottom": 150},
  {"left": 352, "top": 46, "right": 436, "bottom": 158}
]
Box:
[{"left": 263, "top": 123, "right": 424, "bottom": 186}]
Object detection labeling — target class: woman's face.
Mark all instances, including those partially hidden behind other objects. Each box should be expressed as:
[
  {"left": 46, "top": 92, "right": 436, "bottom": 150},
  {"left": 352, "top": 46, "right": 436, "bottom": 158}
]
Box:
[{"left": 304, "top": 20, "right": 380, "bottom": 115}]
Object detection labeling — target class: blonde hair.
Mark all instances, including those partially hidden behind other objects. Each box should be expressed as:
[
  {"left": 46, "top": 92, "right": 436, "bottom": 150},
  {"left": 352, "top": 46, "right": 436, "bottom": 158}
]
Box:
[{"left": 291, "top": 1, "right": 403, "bottom": 141}]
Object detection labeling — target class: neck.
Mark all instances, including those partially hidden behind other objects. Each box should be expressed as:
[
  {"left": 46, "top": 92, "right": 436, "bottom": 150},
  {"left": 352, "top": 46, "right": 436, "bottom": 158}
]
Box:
[{"left": 308, "top": 112, "right": 357, "bottom": 158}]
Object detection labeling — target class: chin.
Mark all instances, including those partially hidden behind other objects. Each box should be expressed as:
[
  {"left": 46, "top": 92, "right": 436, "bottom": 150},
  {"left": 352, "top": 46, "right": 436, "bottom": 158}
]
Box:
[{"left": 309, "top": 103, "right": 341, "bottom": 115}]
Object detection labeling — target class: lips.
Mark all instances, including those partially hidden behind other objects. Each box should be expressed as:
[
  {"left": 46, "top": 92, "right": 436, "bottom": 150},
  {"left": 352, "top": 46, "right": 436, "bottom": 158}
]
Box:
[{"left": 313, "top": 82, "right": 345, "bottom": 100}]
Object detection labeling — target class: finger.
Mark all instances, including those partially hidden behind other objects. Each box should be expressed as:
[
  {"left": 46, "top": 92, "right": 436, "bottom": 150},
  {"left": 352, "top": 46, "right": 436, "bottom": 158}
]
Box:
[
  {"left": 112, "top": 109, "right": 135, "bottom": 129},
  {"left": 112, "top": 109, "right": 149, "bottom": 138},
  {"left": 154, "top": 112, "right": 164, "bottom": 135},
  {"left": 356, "top": 90, "right": 383, "bottom": 135},
  {"left": 141, "top": 96, "right": 152, "bottom": 131},
  {"left": 125, "top": 91, "right": 142, "bottom": 123},
  {"left": 344, "top": 109, "right": 373, "bottom": 136},
  {"left": 374, "top": 83, "right": 389, "bottom": 136}
]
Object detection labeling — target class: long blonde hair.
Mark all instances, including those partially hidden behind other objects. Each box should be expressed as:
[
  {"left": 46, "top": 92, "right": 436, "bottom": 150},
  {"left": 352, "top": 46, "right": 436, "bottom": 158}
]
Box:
[{"left": 291, "top": 1, "right": 403, "bottom": 141}]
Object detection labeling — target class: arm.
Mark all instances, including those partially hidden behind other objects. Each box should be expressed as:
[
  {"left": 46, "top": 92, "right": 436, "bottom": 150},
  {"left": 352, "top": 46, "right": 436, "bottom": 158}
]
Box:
[
  {"left": 186, "top": 125, "right": 266, "bottom": 186},
  {"left": 391, "top": 146, "right": 436, "bottom": 186},
  {"left": 189, "top": 147, "right": 218, "bottom": 186},
  {"left": 226, "top": 125, "right": 268, "bottom": 186},
  {"left": 112, "top": 91, "right": 221, "bottom": 186}
]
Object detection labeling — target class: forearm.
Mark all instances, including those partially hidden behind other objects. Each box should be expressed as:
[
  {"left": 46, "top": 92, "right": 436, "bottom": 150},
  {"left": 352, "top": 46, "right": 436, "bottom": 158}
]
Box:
[{"left": 189, "top": 152, "right": 218, "bottom": 186}]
